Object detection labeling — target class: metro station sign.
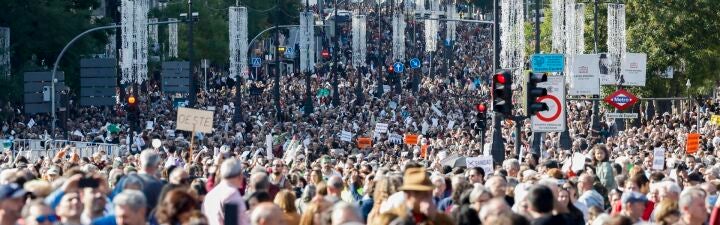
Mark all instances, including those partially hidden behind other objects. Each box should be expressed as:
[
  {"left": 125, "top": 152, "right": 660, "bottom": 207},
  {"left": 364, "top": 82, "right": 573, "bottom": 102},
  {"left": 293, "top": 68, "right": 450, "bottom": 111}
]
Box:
[{"left": 604, "top": 89, "right": 639, "bottom": 111}]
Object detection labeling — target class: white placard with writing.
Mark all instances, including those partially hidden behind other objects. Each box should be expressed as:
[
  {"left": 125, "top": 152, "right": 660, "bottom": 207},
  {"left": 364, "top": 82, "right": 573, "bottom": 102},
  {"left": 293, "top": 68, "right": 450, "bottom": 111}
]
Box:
[
  {"left": 653, "top": 147, "right": 665, "bottom": 170},
  {"left": 375, "top": 123, "right": 388, "bottom": 134},
  {"left": 621, "top": 53, "right": 647, "bottom": 87},
  {"left": 466, "top": 156, "right": 494, "bottom": 175},
  {"left": 340, "top": 131, "right": 353, "bottom": 142},
  {"left": 176, "top": 107, "right": 214, "bottom": 133}
]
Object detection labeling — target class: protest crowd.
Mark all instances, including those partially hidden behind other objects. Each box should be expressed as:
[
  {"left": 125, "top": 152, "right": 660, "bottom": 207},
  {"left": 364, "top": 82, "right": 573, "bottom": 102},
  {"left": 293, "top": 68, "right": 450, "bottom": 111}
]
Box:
[{"left": 2, "top": 2, "right": 720, "bottom": 225}]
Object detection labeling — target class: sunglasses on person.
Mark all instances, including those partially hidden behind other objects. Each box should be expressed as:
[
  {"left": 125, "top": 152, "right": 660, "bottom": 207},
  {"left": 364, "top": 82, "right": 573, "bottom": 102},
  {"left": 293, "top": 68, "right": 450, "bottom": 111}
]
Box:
[{"left": 34, "top": 214, "right": 59, "bottom": 223}]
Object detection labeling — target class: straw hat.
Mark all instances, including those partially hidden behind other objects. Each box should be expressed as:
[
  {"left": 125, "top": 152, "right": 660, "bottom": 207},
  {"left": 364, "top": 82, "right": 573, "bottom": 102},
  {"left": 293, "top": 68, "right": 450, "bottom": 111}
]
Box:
[{"left": 399, "top": 167, "right": 433, "bottom": 192}]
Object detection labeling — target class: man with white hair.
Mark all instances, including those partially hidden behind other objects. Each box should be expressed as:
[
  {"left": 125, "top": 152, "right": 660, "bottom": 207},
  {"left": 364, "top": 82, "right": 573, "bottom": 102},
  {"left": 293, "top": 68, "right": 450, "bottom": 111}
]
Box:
[
  {"left": 657, "top": 180, "right": 681, "bottom": 202},
  {"left": 331, "top": 202, "right": 363, "bottom": 225},
  {"left": 250, "top": 203, "right": 285, "bottom": 225},
  {"left": 503, "top": 159, "right": 520, "bottom": 178},
  {"left": 430, "top": 174, "right": 446, "bottom": 205},
  {"left": 137, "top": 149, "right": 163, "bottom": 212},
  {"left": 577, "top": 173, "right": 604, "bottom": 210},
  {"left": 114, "top": 190, "right": 147, "bottom": 225},
  {"left": 203, "top": 158, "right": 250, "bottom": 225},
  {"left": 677, "top": 188, "right": 708, "bottom": 225}
]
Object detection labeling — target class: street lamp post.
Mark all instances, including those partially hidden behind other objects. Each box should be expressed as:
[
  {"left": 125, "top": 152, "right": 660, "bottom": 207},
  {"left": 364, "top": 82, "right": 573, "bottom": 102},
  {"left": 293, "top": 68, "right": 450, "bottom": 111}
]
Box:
[
  {"left": 332, "top": 0, "right": 340, "bottom": 106},
  {"left": 274, "top": 0, "right": 283, "bottom": 121},
  {"left": 374, "top": 0, "right": 383, "bottom": 98},
  {"left": 187, "top": 0, "right": 196, "bottom": 106}
]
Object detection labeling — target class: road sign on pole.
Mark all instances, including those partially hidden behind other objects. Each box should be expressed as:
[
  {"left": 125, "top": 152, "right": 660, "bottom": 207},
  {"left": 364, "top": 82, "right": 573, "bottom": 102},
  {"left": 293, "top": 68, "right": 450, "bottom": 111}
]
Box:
[
  {"left": 393, "top": 62, "right": 405, "bottom": 73},
  {"left": 284, "top": 47, "right": 294, "bottom": 58},
  {"left": 251, "top": 57, "right": 262, "bottom": 68},
  {"left": 410, "top": 58, "right": 421, "bottom": 69},
  {"left": 531, "top": 54, "right": 565, "bottom": 73},
  {"left": 531, "top": 76, "right": 566, "bottom": 132}
]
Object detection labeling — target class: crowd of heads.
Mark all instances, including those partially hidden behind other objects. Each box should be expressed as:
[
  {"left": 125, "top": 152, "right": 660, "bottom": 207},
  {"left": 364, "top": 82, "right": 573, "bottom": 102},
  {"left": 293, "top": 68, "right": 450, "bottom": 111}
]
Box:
[{"left": 1, "top": 1, "right": 720, "bottom": 225}]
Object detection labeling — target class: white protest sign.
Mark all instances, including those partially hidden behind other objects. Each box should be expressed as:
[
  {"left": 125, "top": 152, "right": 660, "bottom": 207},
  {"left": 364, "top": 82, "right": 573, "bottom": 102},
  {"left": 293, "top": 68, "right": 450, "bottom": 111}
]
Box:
[
  {"left": 383, "top": 85, "right": 391, "bottom": 93},
  {"left": 653, "top": 147, "right": 665, "bottom": 170},
  {"left": 571, "top": 153, "right": 586, "bottom": 172},
  {"left": 241, "top": 150, "right": 251, "bottom": 159},
  {"left": 569, "top": 54, "right": 601, "bottom": 95},
  {"left": 340, "top": 131, "right": 353, "bottom": 142},
  {"left": 530, "top": 76, "right": 566, "bottom": 132},
  {"left": 432, "top": 118, "right": 439, "bottom": 127},
  {"left": 466, "top": 156, "right": 494, "bottom": 175},
  {"left": 389, "top": 133, "right": 403, "bottom": 144},
  {"left": 421, "top": 121, "right": 429, "bottom": 135},
  {"left": 431, "top": 104, "right": 444, "bottom": 117},
  {"left": 375, "top": 123, "right": 389, "bottom": 134},
  {"left": 389, "top": 101, "right": 398, "bottom": 109},
  {"left": 176, "top": 107, "right": 214, "bottom": 133},
  {"left": 447, "top": 120, "right": 455, "bottom": 130},
  {"left": 621, "top": 53, "right": 647, "bottom": 87},
  {"left": 265, "top": 134, "right": 274, "bottom": 159},
  {"left": 145, "top": 121, "right": 154, "bottom": 130}
]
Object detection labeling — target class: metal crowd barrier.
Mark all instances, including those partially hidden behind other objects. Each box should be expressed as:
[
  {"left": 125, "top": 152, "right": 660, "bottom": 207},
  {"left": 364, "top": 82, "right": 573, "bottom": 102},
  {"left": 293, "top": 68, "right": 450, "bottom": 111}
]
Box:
[{"left": 9, "top": 139, "right": 122, "bottom": 160}]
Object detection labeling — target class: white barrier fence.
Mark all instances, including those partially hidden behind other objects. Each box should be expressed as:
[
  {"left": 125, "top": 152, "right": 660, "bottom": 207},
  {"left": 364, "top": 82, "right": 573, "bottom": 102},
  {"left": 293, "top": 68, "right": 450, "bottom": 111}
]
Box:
[{"left": 5, "top": 139, "right": 123, "bottom": 160}]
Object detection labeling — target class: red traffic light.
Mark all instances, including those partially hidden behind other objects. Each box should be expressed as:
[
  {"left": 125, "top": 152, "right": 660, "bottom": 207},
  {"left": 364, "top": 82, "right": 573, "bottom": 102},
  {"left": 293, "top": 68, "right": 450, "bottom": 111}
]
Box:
[
  {"left": 494, "top": 73, "right": 506, "bottom": 84},
  {"left": 476, "top": 104, "right": 487, "bottom": 113},
  {"left": 127, "top": 96, "right": 136, "bottom": 105},
  {"left": 321, "top": 49, "right": 330, "bottom": 59}
]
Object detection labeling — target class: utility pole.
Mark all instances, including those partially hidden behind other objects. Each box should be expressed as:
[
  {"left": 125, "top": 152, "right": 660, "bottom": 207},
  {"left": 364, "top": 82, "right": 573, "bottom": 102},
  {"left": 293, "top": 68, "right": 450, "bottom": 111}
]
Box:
[
  {"left": 332, "top": 0, "right": 340, "bottom": 106},
  {"left": 590, "top": 0, "right": 601, "bottom": 137},
  {"left": 531, "top": 0, "right": 542, "bottom": 154},
  {"left": 491, "top": 0, "right": 505, "bottom": 163},
  {"left": 375, "top": 0, "right": 384, "bottom": 98},
  {"left": 274, "top": 0, "right": 283, "bottom": 121},
  {"left": 187, "top": 0, "right": 196, "bottom": 106},
  {"left": 304, "top": 0, "right": 314, "bottom": 116}
]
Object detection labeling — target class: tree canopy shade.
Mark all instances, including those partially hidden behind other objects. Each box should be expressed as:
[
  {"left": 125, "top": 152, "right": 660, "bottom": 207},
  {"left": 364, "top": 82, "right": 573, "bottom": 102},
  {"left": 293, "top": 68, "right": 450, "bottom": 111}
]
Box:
[
  {"left": 151, "top": 0, "right": 300, "bottom": 66},
  {"left": 625, "top": 0, "right": 720, "bottom": 97},
  {"left": 524, "top": 0, "right": 720, "bottom": 97},
  {"left": 0, "top": 0, "right": 109, "bottom": 103}
]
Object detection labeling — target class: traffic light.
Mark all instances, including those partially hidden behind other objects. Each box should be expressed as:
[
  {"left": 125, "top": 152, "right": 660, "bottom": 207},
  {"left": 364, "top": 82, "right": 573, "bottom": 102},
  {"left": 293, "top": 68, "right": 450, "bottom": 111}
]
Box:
[
  {"left": 526, "top": 72, "right": 549, "bottom": 116},
  {"left": 492, "top": 70, "right": 513, "bottom": 116},
  {"left": 126, "top": 95, "right": 139, "bottom": 131},
  {"left": 475, "top": 103, "right": 487, "bottom": 131}
]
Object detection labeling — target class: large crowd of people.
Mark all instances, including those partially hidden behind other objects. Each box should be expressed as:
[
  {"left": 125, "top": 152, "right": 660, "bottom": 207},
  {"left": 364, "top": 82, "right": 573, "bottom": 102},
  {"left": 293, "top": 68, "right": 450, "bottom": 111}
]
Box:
[{"left": 0, "top": 1, "right": 720, "bottom": 225}]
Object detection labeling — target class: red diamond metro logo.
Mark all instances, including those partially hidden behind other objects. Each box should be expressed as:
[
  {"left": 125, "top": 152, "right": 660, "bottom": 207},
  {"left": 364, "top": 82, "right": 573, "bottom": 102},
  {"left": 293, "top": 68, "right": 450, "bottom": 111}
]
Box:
[{"left": 604, "top": 89, "right": 639, "bottom": 111}]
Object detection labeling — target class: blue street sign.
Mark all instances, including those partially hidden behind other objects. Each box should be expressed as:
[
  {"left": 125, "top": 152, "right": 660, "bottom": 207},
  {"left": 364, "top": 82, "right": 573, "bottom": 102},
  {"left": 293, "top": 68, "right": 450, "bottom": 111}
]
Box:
[
  {"left": 251, "top": 57, "right": 262, "bottom": 68},
  {"left": 410, "top": 58, "right": 421, "bottom": 69},
  {"left": 393, "top": 62, "right": 405, "bottom": 73},
  {"left": 284, "top": 48, "right": 295, "bottom": 58},
  {"left": 531, "top": 54, "right": 565, "bottom": 73}
]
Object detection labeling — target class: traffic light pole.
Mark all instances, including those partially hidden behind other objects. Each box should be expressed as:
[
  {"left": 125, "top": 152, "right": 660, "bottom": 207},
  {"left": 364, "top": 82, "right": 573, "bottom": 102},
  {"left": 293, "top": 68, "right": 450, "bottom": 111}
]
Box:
[
  {"left": 490, "top": 0, "right": 505, "bottom": 163},
  {"left": 531, "top": 0, "right": 543, "bottom": 154}
]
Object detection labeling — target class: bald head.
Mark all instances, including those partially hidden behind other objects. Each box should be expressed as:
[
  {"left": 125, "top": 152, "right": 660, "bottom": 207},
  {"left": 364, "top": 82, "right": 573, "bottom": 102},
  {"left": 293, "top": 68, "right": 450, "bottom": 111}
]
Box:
[{"left": 250, "top": 203, "right": 284, "bottom": 225}]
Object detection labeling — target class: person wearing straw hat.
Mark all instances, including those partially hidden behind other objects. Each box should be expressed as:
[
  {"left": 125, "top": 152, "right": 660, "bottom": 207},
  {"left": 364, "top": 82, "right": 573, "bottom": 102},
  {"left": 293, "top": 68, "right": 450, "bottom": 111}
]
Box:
[{"left": 388, "top": 167, "right": 454, "bottom": 225}]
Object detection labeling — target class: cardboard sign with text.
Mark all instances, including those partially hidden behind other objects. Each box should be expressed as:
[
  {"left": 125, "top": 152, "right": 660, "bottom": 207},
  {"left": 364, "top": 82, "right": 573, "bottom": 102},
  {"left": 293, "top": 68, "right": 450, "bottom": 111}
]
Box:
[
  {"left": 404, "top": 134, "right": 419, "bottom": 145},
  {"left": 176, "top": 107, "right": 214, "bottom": 133},
  {"left": 357, "top": 137, "right": 372, "bottom": 149}
]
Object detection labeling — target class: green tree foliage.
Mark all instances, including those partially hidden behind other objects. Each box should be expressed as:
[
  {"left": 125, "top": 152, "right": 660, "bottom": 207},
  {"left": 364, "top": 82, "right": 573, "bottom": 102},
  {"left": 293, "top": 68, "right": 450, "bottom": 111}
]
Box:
[
  {"left": 152, "top": 0, "right": 299, "bottom": 65},
  {"left": 526, "top": 1, "right": 720, "bottom": 97},
  {"left": 0, "top": 0, "right": 109, "bottom": 103},
  {"left": 626, "top": 0, "right": 720, "bottom": 97}
]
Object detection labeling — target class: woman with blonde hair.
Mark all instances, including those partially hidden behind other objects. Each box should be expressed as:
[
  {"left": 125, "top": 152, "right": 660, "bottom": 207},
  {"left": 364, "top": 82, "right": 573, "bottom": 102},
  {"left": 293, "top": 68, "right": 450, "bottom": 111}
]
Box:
[
  {"left": 366, "top": 177, "right": 396, "bottom": 224},
  {"left": 274, "top": 190, "right": 301, "bottom": 225},
  {"left": 298, "top": 199, "right": 332, "bottom": 225}
]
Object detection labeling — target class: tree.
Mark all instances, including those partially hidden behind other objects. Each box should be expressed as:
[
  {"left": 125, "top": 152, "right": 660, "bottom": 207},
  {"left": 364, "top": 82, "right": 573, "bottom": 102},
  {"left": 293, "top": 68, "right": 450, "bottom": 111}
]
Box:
[
  {"left": 0, "top": 0, "right": 109, "bottom": 103},
  {"left": 152, "top": 0, "right": 299, "bottom": 66},
  {"left": 626, "top": 0, "right": 720, "bottom": 97}
]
